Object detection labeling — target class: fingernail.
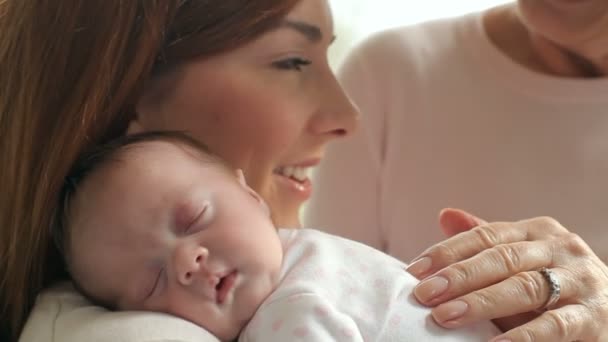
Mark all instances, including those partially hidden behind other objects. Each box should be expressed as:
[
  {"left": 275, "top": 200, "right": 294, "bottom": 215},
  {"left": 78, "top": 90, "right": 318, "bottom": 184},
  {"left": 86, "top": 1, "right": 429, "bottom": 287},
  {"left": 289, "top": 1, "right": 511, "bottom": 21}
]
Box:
[
  {"left": 414, "top": 276, "right": 449, "bottom": 302},
  {"left": 491, "top": 339, "right": 511, "bottom": 342},
  {"left": 406, "top": 257, "right": 432, "bottom": 277},
  {"left": 432, "top": 300, "right": 468, "bottom": 323}
]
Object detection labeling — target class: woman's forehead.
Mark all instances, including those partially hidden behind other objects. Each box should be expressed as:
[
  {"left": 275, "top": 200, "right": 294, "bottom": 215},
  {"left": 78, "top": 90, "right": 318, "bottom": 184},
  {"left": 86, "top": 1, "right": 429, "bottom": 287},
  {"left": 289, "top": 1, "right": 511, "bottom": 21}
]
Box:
[{"left": 284, "top": 0, "right": 334, "bottom": 35}]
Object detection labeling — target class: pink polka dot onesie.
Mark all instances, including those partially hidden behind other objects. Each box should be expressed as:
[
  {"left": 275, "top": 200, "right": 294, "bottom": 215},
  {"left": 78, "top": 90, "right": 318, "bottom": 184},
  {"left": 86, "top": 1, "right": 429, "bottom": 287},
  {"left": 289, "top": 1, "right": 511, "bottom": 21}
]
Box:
[{"left": 238, "top": 229, "right": 500, "bottom": 341}]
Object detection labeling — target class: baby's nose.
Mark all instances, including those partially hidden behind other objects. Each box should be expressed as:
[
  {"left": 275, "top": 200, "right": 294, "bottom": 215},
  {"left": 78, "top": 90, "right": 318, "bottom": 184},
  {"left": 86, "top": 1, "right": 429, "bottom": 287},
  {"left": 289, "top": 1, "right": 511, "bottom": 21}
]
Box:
[{"left": 175, "top": 245, "right": 212, "bottom": 286}]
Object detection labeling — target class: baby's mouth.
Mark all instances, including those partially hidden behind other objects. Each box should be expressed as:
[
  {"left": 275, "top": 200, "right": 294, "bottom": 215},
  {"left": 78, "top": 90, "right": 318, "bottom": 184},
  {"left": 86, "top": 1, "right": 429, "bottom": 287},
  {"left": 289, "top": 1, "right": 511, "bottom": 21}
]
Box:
[{"left": 216, "top": 270, "right": 238, "bottom": 304}]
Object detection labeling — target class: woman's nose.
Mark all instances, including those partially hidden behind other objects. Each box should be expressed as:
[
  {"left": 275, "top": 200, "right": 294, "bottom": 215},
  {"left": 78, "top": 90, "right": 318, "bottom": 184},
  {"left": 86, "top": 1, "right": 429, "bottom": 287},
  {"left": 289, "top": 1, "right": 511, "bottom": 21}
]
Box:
[
  {"left": 309, "top": 73, "right": 360, "bottom": 138},
  {"left": 174, "top": 244, "right": 213, "bottom": 286}
]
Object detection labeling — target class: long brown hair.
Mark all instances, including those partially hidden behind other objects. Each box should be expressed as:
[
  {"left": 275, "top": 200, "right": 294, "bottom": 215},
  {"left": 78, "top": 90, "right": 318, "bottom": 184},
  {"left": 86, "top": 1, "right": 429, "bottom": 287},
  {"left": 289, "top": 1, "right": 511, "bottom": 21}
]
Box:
[{"left": 0, "top": 0, "right": 298, "bottom": 339}]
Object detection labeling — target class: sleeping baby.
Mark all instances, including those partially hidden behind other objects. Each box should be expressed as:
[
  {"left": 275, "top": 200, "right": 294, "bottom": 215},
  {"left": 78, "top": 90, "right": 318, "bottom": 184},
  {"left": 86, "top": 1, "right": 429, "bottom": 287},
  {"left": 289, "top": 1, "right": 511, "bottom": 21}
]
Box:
[{"left": 52, "top": 131, "right": 500, "bottom": 341}]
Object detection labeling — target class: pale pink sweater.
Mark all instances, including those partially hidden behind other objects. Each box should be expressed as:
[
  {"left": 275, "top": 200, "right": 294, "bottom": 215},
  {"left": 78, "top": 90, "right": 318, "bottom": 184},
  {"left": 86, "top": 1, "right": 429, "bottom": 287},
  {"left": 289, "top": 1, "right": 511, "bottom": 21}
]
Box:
[{"left": 305, "top": 12, "right": 608, "bottom": 263}]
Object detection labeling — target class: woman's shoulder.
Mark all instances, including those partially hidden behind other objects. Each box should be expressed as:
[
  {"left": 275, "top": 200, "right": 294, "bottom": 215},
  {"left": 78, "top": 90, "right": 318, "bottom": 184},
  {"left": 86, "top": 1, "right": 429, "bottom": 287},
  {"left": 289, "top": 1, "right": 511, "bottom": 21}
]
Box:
[
  {"left": 346, "top": 12, "right": 483, "bottom": 68},
  {"left": 339, "top": 11, "right": 484, "bottom": 88},
  {"left": 19, "top": 282, "right": 219, "bottom": 342}
]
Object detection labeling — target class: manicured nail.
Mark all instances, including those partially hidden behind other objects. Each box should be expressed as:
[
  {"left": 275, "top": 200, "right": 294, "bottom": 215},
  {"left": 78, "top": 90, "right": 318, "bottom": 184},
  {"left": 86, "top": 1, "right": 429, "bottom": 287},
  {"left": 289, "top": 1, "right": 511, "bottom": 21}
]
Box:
[
  {"left": 414, "top": 276, "right": 449, "bottom": 302},
  {"left": 406, "top": 257, "right": 432, "bottom": 277},
  {"left": 432, "top": 300, "right": 468, "bottom": 323}
]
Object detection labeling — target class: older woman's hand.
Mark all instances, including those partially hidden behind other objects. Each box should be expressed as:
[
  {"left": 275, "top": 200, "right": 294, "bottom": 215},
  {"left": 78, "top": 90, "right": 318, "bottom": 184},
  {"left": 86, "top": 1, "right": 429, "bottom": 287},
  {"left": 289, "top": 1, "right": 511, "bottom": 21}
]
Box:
[{"left": 406, "top": 208, "right": 608, "bottom": 342}]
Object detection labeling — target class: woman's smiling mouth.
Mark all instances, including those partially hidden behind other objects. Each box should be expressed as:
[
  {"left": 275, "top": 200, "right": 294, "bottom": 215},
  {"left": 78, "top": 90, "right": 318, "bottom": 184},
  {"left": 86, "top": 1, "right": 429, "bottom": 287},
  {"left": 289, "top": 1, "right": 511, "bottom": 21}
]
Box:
[
  {"left": 274, "top": 165, "right": 311, "bottom": 183},
  {"left": 273, "top": 163, "right": 317, "bottom": 199}
]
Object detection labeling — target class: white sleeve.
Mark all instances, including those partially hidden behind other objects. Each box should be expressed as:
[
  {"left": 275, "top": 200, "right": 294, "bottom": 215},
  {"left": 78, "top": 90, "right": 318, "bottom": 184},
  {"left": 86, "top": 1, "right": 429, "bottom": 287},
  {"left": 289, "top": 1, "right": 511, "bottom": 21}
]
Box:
[
  {"left": 19, "top": 283, "right": 220, "bottom": 342},
  {"left": 304, "top": 35, "right": 391, "bottom": 251},
  {"left": 239, "top": 294, "right": 364, "bottom": 342}
]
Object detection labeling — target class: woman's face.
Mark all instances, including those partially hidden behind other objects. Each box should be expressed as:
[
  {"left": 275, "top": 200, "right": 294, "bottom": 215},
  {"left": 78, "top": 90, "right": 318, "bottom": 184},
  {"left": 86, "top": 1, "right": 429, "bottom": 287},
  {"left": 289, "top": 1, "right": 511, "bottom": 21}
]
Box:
[
  {"left": 133, "top": 0, "right": 358, "bottom": 227},
  {"left": 517, "top": 0, "right": 608, "bottom": 56}
]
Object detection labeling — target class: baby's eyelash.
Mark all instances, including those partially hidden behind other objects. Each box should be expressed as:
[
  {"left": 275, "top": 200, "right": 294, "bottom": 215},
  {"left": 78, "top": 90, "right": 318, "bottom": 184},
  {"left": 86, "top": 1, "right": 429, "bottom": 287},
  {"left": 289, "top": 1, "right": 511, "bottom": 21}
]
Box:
[
  {"left": 146, "top": 268, "right": 164, "bottom": 299},
  {"left": 273, "top": 57, "right": 312, "bottom": 71},
  {"left": 184, "top": 204, "right": 208, "bottom": 235}
]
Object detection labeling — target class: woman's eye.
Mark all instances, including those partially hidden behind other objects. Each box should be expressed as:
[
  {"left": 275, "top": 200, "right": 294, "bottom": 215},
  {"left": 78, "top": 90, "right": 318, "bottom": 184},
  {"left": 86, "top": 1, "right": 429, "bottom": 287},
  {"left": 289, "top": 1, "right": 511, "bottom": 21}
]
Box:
[{"left": 273, "top": 57, "right": 312, "bottom": 71}]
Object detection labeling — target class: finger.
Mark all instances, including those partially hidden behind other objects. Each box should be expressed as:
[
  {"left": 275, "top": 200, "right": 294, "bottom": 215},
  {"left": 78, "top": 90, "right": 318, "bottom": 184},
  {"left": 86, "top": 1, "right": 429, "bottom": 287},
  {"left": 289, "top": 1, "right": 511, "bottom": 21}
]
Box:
[
  {"left": 438, "top": 208, "right": 487, "bottom": 237},
  {"left": 490, "top": 305, "right": 589, "bottom": 342},
  {"left": 408, "top": 216, "right": 570, "bottom": 279},
  {"left": 407, "top": 222, "right": 529, "bottom": 278},
  {"left": 518, "top": 216, "right": 569, "bottom": 240},
  {"left": 430, "top": 268, "right": 577, "bottom": 329},
  {"left": 414, "top": 240, "right": 553, "bottom": 306}
]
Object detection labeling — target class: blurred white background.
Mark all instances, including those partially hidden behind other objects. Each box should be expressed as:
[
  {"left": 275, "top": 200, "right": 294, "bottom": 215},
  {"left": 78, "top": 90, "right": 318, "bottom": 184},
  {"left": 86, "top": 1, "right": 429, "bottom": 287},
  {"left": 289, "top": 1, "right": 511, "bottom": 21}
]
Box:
[
  {"left": 328, "top": 0, "right": 512, "bottom": 68},
  {"left": 303, "top": 1, "right": 512, "bottom": 218}
]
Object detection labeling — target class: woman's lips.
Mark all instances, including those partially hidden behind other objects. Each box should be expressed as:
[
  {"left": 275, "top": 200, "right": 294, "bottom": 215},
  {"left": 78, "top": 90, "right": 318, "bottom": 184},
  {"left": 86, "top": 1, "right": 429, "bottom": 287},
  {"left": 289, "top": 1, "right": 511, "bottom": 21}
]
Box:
[
  {"left": 273, "top": 160, "right": 319, "bottom": 200},
  {"left": 216, "top": 270, "right": 237, "bottom": 304},
  {"left": 274, "top": 171, "right": 313, "bottom": 199}
]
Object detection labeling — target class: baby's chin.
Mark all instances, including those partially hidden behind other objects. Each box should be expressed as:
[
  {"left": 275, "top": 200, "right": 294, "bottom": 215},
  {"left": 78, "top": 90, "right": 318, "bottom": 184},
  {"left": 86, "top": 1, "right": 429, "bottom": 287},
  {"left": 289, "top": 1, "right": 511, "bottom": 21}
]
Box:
[
  {"left": 216, "top": 326, "right": 242, "bottom": 342},
  {"left": 204, "top": 296, "right": 259, "bottom": 339},
  {"left": 194, "top": 315, "right": 242, "bottom": 342}
]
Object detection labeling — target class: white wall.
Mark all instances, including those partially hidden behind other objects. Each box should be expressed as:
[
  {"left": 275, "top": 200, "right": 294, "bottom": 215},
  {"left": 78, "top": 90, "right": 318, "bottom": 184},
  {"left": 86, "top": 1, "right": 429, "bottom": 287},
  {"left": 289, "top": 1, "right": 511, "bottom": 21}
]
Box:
[{"left": 328, "top": 0, "right": 512, "bottom": 68}]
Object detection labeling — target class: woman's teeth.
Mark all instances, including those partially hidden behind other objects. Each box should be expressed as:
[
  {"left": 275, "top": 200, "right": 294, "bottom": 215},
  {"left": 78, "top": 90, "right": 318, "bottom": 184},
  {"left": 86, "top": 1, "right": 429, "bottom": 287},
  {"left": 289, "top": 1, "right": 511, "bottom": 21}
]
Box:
[{"left": 276, "top": 166, "right": 310, "bottom": 182}]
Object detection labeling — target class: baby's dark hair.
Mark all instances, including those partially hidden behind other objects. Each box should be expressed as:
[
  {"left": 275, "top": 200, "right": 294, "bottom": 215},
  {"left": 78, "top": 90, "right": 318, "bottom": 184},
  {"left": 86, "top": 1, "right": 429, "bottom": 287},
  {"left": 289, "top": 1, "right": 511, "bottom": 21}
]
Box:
[{"left": 50, "top": 131, "right": 225, "bottom": 307}]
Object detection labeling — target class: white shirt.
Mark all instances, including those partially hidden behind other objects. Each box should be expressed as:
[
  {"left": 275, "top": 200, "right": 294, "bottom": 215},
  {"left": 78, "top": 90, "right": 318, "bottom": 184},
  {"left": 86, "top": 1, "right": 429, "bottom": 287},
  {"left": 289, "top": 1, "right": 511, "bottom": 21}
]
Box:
[
  {"left": 305, "top": 11, "right": 608, "bottom": 263},
  {"left": 20, "top": 282, "right": 220, "bottom": 342}
]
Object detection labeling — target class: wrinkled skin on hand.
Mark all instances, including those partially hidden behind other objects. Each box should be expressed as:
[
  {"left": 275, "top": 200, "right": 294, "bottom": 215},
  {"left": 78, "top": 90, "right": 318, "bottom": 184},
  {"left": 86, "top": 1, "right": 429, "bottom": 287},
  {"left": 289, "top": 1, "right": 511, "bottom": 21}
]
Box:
[{"left": 406, "top": 208, "right": 608, "bottom": 342}]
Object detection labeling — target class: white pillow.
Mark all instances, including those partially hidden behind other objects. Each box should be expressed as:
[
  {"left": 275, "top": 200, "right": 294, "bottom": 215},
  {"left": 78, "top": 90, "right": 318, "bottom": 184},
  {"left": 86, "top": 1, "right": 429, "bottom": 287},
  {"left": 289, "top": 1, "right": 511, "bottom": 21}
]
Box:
[{"left": 20, "top": 282, "right": 220, "bottom": 342}]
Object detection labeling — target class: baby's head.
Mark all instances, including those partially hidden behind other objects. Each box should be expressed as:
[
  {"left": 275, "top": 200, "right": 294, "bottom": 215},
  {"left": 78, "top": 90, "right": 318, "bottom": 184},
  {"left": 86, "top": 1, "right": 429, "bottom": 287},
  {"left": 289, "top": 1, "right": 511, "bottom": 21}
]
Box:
[{"left": 53, "top": 132, "right": 283, "bottom": 341}]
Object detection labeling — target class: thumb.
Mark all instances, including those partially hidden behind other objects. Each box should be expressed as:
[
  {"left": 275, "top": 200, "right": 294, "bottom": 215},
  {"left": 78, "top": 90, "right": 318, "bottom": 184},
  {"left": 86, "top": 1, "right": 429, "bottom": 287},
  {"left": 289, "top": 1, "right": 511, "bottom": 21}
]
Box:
[{"left": 438, "top": 208, "right": 486, "bottom": 237}]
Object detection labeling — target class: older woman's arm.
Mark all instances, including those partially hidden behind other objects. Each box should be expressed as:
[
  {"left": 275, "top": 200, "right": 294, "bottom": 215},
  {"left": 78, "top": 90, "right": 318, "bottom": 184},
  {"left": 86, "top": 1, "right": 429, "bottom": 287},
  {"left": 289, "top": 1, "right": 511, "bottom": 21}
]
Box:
[{"left": 407, "top": 208, "right": 608, "bottom": 342}]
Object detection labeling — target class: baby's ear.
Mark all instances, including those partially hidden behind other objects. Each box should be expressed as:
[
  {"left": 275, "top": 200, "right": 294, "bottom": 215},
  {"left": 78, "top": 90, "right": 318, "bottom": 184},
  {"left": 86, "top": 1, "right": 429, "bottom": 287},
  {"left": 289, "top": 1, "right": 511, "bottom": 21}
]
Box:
[{"left": 235, "top": 169, "right": 271, "bottom": 217}]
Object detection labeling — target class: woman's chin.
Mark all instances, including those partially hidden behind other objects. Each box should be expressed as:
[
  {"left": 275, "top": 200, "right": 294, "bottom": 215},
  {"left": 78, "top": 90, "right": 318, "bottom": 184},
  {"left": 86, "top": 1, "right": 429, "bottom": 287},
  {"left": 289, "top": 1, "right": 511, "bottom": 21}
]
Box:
[{"left": 270, "top": 210, "right": 301, "bottom": 228}]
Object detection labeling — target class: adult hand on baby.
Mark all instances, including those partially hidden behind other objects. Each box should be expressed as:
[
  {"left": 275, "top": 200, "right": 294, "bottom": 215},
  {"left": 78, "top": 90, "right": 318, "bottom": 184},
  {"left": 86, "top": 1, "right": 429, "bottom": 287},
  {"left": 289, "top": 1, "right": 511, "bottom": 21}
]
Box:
[{"left": 406, "top": 208, "right": 608, "bottom": 342}]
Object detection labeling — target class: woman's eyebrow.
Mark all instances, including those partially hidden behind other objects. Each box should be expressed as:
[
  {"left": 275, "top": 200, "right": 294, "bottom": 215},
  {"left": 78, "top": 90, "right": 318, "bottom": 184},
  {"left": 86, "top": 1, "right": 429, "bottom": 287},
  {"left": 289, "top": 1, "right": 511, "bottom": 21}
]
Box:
[{"left": 280, "top": 20, "right": 336, "bottom": 44}]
